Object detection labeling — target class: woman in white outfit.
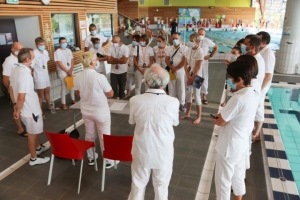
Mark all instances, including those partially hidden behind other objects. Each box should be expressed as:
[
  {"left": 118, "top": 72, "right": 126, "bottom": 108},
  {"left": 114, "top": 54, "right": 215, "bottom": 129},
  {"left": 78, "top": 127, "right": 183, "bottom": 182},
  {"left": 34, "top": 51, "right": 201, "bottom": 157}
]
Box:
[
  {"left": 74, "top": 52, "right": 116, "bottom": 168},
  {"left": 89, "top": 37, "right": 107, "bottom": 76},
  {"left": 133, "top": 34, "right": 154, "bottom": 95},
  {"left": 125, "top": 35, "right": 140, "bottom": 98},
  {"left": 180, "top": 33, "right": 204, "bottom": 124},
  {"left": 153, "top": 35, "right": 171, "bottom": 69}
]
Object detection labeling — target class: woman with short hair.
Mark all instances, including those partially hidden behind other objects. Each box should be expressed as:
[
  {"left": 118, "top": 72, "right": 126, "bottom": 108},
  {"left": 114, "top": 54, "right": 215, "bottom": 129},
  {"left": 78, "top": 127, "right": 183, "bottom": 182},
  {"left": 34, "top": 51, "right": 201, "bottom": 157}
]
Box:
[{"left": 89, "top": 37, "right": 107, "bottom": 75}]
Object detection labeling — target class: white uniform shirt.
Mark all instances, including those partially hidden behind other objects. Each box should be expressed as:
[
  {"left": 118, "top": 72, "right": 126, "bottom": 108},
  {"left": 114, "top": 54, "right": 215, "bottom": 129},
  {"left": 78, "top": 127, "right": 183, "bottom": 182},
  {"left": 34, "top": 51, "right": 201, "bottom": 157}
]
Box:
[
  {"left": 33, "top": 49, "right": 50, "bottom": 82},
  {"left": 167, "top": 44, "right": 188, "bottom": 72},
  {"left": 185, "top": 47, "right": 204, "bottom": 76},
  {"left": 133, "top": 45, "right": 154, "bottom": 68},
  {"left": 89, "top": 47, "right": 106, "bottom": 74},
  {"left": 107, "top": 44, "right": 129, "bottom": 74},
  {"left": 127, "top": 44, "right": 137, "bottom": 73},
  {"left": 54, "top": 48, "right": 73, "bottom": 77},
  {"left": 200, "top": 38, "right": 215, "bottom": 64},
  {"left": 260, "top": 45, "right": 275, "bottom": 93},
  {"left": 10, "top": 64, "right": 41, "bottom": 117},
  {"left": 74, "top": 69, "right": 112, "bottom": 116},
  {"left": 129, "top": 89, "right": 179, "bottom": 169},
  {"left": 253, "top": 53, "right": 265, "bottom": 85},
  {"left": 2, "top": 53, "right": 18, "bottom": 76},
  {"left": 84, "top": 34, "right": 108, "bottom": 50},
  {"left": 153, "top": 45, "right": 171, "bottom": 68},
  {"left": 215, "top": 87, "right": 260, "bottom": 162}
]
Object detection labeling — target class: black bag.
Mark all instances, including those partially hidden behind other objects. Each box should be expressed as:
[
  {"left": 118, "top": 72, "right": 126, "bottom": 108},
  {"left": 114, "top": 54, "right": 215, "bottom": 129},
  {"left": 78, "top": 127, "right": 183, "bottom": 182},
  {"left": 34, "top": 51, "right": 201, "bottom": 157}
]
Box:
[
  {"left": 96, "top": 53, "right": 105, "bottom": 58},
  {"left": 58, "top": 128, "right": 80, "bottom": 139}
]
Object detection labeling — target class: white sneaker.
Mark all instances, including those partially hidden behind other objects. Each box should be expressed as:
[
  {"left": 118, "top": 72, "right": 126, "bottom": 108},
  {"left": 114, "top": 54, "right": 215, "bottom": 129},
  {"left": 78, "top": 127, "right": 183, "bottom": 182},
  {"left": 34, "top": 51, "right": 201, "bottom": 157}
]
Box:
[
  {"left": 29, "top": 156, "right": 50, "bottom": 166},
  {"left": 36, "top": 144, "right": 50, "bottom": 155},
  {"left": 105, "top": 160, "right": 120, "bottom": 169}
]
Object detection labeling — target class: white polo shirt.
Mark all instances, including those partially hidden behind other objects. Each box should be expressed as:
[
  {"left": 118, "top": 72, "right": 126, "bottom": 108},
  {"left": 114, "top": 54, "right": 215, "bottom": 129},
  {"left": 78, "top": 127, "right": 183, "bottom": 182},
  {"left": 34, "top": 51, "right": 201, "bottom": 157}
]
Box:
[
  {"left": 74, "top": 69, "right": 112, "bottom": 116},
  {"left": 10, "top": 64, "right": 41, "bottom": 117},
  {"left": 127, "top": 44, "right": 137, "bottom": 73},
  {"left": 167, "top": 44, "right": 188, "bottom": 72},
  {"left": 107, "top": 44, "right": 129, "bottom": 74},
  {"left": 215, "top": 87, "right": 260, "bottom": 162},
  {"left": 54, "top": 48, "right": 73, "bottom": 77},
  {"left": 200, "top": 38, "right": 215, "bottom": 65},
  {"left": 133, "top": 45, "right": 154, "bottom": 68},
  {"left": 185, "top": 47, "right": 204, "bottom": 76},
  {"left": 89, "top": 47, "right": 106, "bottom": 74},
  {"left": 253, "top": 53, "right": 265, "bottom": 85},
  {"left": 129, "top": 89, "right": 179, "bottom": 169},
  {"left": 2, "top": 53, "right": 18, "bottom": 76},
  {"left": 153, "top": 45, "right": 171, "bottom": 68},
  {"left": 33, "top": 49, "right": 50, "bottom": 83},
  {"left": 84, "top": 34, "right": 108, "bottom": 50},
  {"left": 260, "top": 45, "right": 275, "bottom": 93}
]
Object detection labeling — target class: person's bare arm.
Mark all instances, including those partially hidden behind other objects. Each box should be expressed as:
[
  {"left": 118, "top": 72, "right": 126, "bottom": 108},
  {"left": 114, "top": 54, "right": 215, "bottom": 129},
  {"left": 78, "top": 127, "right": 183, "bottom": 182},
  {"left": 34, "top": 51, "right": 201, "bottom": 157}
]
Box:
[
  {"left": 102, "top": 38, "right": 109, "bottom": 47},
  {"left": 2, "top": 75, "right": 10, "bottom": 90},
  {"left": 149, "top": 56, "right": 154, "bottom": 66},
  {"left": 105, "top": 89, "right": 114, "bottom": 98},
  {"left": 111, "top": 56, "right": 128, "bottom": 64},
  {"left": 56, "top": 61, "right": 69, "bottom": 74},
  {"left": 211, "top": 113, "right": 227, "bottom": 126},
  {"left": 68, "top": 59, "right": 74, "bottom": 76},
  {"left": 107, "top": 56, "right": 118, "bottom": 64},
  {"left": 75, "top": 90, "right": 80, "bottom": 98},
  {"left": 84, "top": 47, "right": 89, "bottom": 52},
  {"left": 261, "top": 73, "right": 272, "bottom": 90},
  {"left": 98, "top": 56, "right": 107, "bottom": 61},
  {"left": 204, "top": 45, "right": 218, "bottom": 60}
]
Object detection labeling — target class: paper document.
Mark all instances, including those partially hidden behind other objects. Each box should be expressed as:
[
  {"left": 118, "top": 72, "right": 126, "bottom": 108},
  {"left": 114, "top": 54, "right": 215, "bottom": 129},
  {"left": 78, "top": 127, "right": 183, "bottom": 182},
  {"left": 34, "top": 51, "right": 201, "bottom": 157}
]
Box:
[{"left": 109, "top": 102, "right": 127, "bottom": 111}]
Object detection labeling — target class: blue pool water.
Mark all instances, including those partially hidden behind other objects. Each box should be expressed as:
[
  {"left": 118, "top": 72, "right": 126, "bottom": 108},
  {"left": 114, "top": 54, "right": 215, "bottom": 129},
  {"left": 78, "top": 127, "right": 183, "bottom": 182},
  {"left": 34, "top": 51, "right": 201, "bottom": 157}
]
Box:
[{"left": 267, "top": 87, "right": 300, "bottom": 193}]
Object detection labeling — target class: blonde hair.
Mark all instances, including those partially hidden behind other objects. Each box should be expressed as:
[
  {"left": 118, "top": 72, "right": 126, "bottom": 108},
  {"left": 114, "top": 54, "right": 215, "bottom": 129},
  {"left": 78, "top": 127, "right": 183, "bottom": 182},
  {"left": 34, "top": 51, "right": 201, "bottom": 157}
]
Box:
[
  {"left": 82, "top": 51, "right": 96, "bottom": 69},
  {"left": 189, "top": 33, "right": 201, "bottom": 43}
]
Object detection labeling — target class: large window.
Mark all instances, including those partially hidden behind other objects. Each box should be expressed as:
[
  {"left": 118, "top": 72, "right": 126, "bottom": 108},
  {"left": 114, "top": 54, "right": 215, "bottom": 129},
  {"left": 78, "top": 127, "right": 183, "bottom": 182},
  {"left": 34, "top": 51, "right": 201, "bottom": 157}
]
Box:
[
  {"left": 51, "top": 14, "right": 77, "bottom": 50},
  {"left": 87, "top": 14, "right": 113, "bottom": 40}
]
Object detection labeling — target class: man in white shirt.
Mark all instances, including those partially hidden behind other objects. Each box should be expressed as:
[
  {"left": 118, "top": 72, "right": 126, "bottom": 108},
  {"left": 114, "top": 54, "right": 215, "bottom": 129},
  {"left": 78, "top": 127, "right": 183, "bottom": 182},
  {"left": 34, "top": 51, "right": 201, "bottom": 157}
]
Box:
[
  {"left": 241, "top": 34, "right": 266, "bottom": 142},
  {"left": 166, "top": 33, "right": 188, "bottom": 112},
  {"left": 84, "top": 23, "right": 109, "bottom": 52},
  {"left": 107, "top": 35, "right": 129, "bottom": 99},
  {"left": 54, "top": 37, "right": 76, "bottom": 110},
  {"left": 197, "top": 28, "right": 219, "bottom": 104},
  {"left": 128, "top": 64, "right": 179, "bottom": 200},
  {"left": 212, "top": 60, "right": 260, "bottom": 200},
  {"left": 10, "top": 48, "right": 50, "bottom": 166},
  {"left": 33, "top": 37, "right": 53, "bottom": 116},
  {"left": 2, "top": 42, "right": 27, "bottom": 137}
]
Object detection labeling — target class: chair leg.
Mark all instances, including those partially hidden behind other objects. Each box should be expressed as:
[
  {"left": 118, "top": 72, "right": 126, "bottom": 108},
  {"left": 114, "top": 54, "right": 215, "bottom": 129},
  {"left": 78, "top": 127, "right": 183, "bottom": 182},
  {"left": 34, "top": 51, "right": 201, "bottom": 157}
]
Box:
[
  {"left": 101, "top": 158, "right": 106, "bottom": 192},
  {"left": 72, "top": 159, "right": 75, "bottom": 166},
  {"left": 47, "top": 154, "right": 55, "bottom": 185},
  {"left": 114, "top": 160, "right": 117, "bottom": 169},
  {"left": 93, "top": 147, "right": 98, "bottom": 171},
  {"left": 78, "top": 159, "right": 84, "bottom": 194}
]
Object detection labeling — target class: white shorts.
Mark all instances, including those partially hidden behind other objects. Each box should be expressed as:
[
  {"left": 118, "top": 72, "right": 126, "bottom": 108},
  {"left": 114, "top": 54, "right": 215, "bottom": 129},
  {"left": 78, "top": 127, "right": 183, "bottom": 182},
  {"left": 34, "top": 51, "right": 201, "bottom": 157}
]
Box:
[
  {"left": 21, "top": 114, "right": 43, "bottom": 134},
  {"left": 35, "top": 80, "right": 51, "bottom": 90}
]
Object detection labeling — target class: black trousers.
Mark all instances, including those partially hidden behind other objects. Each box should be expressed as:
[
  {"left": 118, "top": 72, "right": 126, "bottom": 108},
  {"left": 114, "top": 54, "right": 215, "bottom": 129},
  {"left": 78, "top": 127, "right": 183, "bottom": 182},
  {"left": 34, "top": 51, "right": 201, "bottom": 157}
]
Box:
[{"left": 110, "top": 72, "right": 127, "bottom": 99}]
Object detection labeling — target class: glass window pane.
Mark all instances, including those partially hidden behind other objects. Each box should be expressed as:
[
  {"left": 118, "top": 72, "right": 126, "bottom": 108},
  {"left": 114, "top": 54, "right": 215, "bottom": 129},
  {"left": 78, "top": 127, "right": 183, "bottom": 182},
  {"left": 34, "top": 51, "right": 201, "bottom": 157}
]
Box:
[{"left": 87, "top": 14, "right": 113, "bottom": 40}]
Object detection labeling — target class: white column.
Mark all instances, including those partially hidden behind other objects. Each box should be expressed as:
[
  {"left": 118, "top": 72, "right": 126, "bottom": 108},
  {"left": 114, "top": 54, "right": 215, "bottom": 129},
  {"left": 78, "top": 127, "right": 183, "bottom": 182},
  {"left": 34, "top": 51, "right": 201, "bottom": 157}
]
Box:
[{"left": 275, "top": 0, "right": 300, "bottom": 74}]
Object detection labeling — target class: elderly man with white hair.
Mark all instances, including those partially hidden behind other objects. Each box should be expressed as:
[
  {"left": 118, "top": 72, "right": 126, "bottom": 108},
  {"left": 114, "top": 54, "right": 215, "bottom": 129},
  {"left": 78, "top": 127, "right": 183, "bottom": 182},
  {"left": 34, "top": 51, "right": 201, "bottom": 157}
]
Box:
[{"left": 128, "top": 63, "right": 179, "bottom": 200}]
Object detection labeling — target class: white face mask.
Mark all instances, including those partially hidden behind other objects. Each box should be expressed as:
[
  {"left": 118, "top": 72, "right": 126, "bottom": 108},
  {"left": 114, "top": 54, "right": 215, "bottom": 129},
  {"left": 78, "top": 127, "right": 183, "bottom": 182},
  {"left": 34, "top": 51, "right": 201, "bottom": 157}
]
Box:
[
  {"left": 30, "top": 59, "right": 36, "bottom": 68},
  {"left": 113, "top": 43, "right": 119, "bottom": 48},
  {"left": 14, "top": 51, "right": 19, "bottom": 56},
  {"left": 229, "top": 53, "right": 238, "bottom": 62},
  {"left": 199, "top": 35, "right": 204, "bottom": 40}
]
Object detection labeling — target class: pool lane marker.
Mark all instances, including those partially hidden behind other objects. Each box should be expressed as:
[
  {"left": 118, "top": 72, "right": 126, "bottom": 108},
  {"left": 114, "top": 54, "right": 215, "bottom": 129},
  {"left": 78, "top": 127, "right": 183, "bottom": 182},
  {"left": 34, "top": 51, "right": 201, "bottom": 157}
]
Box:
[{"left": 0, "top": 119, "right": 84, "bottom": 181}]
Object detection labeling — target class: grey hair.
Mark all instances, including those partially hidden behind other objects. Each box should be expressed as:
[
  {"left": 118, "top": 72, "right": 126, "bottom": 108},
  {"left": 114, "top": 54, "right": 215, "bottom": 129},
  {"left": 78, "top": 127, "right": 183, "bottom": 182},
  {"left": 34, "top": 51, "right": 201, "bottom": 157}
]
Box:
[
  {"left": 18, "top": 48, "right": 33, "bottom": 63},
  {"left": 189, "top": 33, "right": 201, "bottom": 43},
  {"left": 198, "top": 28, "right": 206, "bottom": 32},
  {"left": 144, "top": 63, "right": 170, "bottom": 89}
]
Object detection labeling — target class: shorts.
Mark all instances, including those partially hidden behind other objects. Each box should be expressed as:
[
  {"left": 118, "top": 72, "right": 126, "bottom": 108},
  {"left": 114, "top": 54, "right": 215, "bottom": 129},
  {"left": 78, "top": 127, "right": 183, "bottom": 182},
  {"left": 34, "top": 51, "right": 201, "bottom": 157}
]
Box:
[
  {"left": 35, "top": 80, "right": 51, "bottom": 90},
  {"left": 21, "top": 114, "right": 43, "bottom": 134}
]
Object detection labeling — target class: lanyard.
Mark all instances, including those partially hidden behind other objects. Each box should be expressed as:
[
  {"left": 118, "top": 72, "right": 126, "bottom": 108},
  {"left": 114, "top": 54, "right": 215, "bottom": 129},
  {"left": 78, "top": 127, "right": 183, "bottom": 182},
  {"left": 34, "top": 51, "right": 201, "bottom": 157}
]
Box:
[
  {"left": 62, "top": 49, "right": 70, "bottom": 67},
  {"left": 171, "top": 46, "right": 181, "bottom": 61},
  {"left": 39, "top": 50, "right": 46, "bottom": 69},
  {"left": 141, "top": 47, "right": 146, "bottom": 63}
]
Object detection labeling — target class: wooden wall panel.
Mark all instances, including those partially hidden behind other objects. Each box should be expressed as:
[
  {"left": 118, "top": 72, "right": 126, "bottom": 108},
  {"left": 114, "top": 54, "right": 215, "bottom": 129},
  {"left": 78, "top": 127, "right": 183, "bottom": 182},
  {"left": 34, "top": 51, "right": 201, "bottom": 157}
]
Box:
[{"left": 117, "top": 0, "right": 138, "bottom": 20}]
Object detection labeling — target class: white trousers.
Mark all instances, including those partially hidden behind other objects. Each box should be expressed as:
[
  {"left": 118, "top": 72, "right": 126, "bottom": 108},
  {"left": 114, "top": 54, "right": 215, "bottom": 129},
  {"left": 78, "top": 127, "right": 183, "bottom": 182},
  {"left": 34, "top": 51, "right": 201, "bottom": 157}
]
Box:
[
  {"left": 255, "top": 90, "right": 266, "bottom": 122},
  {"left": 168, "top": 69, "right": 186, "bottom": 105},
  {"left": 59, "top": 76, "right": 75, "bottom": 104},
  {"left": 215, "top": 153, "right": 246, "bottom": 200},
  {"left": 126, "top": 72, "right": 135, "bottom": 90},
  {"left": 186, "top": 86, "right": 202, "bottom": 105},
  {"left": 201, "top": 62, "right": 209, "bottom": 95},
  {"left": 128, "top": 163, "right": 172, "bottom": 200},
  {"left": 135, "top": 70, "right": 148, "bottom": 95},
  {"left": 82, "top": 113, "right": 111, "bottom": 160}
]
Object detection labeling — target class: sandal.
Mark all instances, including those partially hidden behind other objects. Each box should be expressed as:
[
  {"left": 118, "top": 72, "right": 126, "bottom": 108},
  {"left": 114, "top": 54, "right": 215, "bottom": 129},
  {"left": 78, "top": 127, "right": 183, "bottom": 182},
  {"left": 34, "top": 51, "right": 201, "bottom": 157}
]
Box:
[
  {"left": 202, "top": 100, "right": 208, "bottom": 105},
  {"left": 18, "top": 130, "right": 28, "bottom": 137}
]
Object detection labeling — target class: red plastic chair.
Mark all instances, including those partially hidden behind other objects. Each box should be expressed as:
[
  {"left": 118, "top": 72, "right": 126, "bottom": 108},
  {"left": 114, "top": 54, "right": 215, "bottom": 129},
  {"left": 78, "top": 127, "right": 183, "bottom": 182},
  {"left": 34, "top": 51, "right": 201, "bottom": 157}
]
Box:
[
  {"left": 45, "top": 131, "right": 98, "bottom": 194},
  {"left": 101, "top": 134, "right": 133, "bottom": 192}
]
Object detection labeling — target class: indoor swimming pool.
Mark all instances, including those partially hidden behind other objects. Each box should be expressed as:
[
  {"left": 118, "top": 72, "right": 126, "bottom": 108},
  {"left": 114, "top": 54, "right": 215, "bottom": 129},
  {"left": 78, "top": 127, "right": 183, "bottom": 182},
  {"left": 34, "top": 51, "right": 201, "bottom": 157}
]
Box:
[{"left": 267, "top": 87, "right": 300, "bottom": 193}]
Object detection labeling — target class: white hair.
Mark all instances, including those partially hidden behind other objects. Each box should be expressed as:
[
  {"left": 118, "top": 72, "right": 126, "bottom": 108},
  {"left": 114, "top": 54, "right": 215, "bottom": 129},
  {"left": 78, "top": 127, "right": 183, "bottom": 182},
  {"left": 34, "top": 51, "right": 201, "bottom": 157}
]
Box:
[{"left": 144, "top": 63, "right": 170, "bottom": 89}]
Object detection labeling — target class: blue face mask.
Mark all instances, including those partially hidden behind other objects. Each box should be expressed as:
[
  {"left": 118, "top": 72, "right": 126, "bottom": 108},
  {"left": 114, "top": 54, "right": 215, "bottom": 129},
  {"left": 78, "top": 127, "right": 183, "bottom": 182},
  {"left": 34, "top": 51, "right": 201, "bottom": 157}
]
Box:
[
  {"left": 132, "top": 41, "right": 138, "bottom": 46},
  {"left": 240, "top": 44, "right": 247, "bottom": 55},
  {"left": 140, "top": 41, "right": 146, "bottom": 46},
  {"left": 91, "top": 30, "right": 97, "bottom": 36},
  {"left": 94, "top": 44, "right": 100, "bottom": 49},
  {"left": 188, "top": 41, "right": 195, "bottom": 48},
  {"left": 226, "top": 78, "right": 236, "bottom": 90},
  {"left": 38, "top": 45, "right": 45, "bottom": 51},
  {"left": 172, "top": 39, "right": 179, "bottom": 46},
  {"left": 95, "top": 61, "right": 100, "bottom": 70},
  {"left": 157, "top": 42, "right": 162, "bottom": 47},
  {"left": 61, "top": 43, "right": 68, "bottom": 49}
]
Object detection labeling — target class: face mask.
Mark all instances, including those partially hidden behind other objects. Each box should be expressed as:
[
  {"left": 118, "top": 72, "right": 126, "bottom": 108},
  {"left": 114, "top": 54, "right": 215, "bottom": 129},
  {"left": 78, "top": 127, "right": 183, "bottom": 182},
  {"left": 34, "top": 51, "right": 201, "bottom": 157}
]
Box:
[
  {"left": 140, "top": 41, "right": 146, "bottom": 47},
  {"left": 38, "top": 45, "right": 45, "bottom": 51},
  {"left": 199, "top": 35, "right": 204, "bottom": 40},
  {"left": 226, "top": 78, "right": 236, "bottom": 90},
  {"left": 241, "top": 44, "right": 247, "bottom": 55},
  {"left": 172, "top": 39, "right": 179, "bottom": 46},
  {"left": 95, "top": 61, "right": 100, "bottom": 70},
  {"left": 132, "top": 41, "right": 138, "bottom": 46},
  {"left": 61, "top": 43, "right": 68, "bottom": 49},
  {"left": 91, "top": 30, "right": 97, "bottom": 36},
  {"left": 229, "top": 53, "right": 238, "bottom": 62},
  {"left": 30, "top": 59, "right": 36, "bottom": 68},
  {"left": 188, "top": 42, "right": 195, "bottom": 48},
  {"left": 113, "top": 43, "right": 119, "bottom": 48},
  {"left": 94, "top": 44, "right": 100, "bottom": 49},
  {"left": 14, "top": 51, "right": 19, "bottom": 56},
  {"left": 157, "top": 42, "right": 162, "bottom": 47}
]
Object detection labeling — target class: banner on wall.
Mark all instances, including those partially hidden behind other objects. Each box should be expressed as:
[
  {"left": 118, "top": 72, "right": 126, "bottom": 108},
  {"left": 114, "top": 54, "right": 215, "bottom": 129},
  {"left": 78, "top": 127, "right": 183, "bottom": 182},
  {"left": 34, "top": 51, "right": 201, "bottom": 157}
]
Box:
[{"left": 178, "top": 8, "right": 201, "bottom": 25}]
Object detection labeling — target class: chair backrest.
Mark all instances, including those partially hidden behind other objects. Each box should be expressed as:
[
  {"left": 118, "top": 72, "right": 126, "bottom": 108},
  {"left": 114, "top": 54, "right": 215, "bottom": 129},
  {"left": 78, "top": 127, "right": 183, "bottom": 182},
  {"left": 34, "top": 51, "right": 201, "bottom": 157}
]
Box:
[
  {"left": 72, "top": 63, "right": 83, "bottom": 77},
  {"left": 45, "top": 131, "right": 94, "bottom": 160},
  {"left": 103, "top": 134, "right": 133, "bottom": 161}
]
